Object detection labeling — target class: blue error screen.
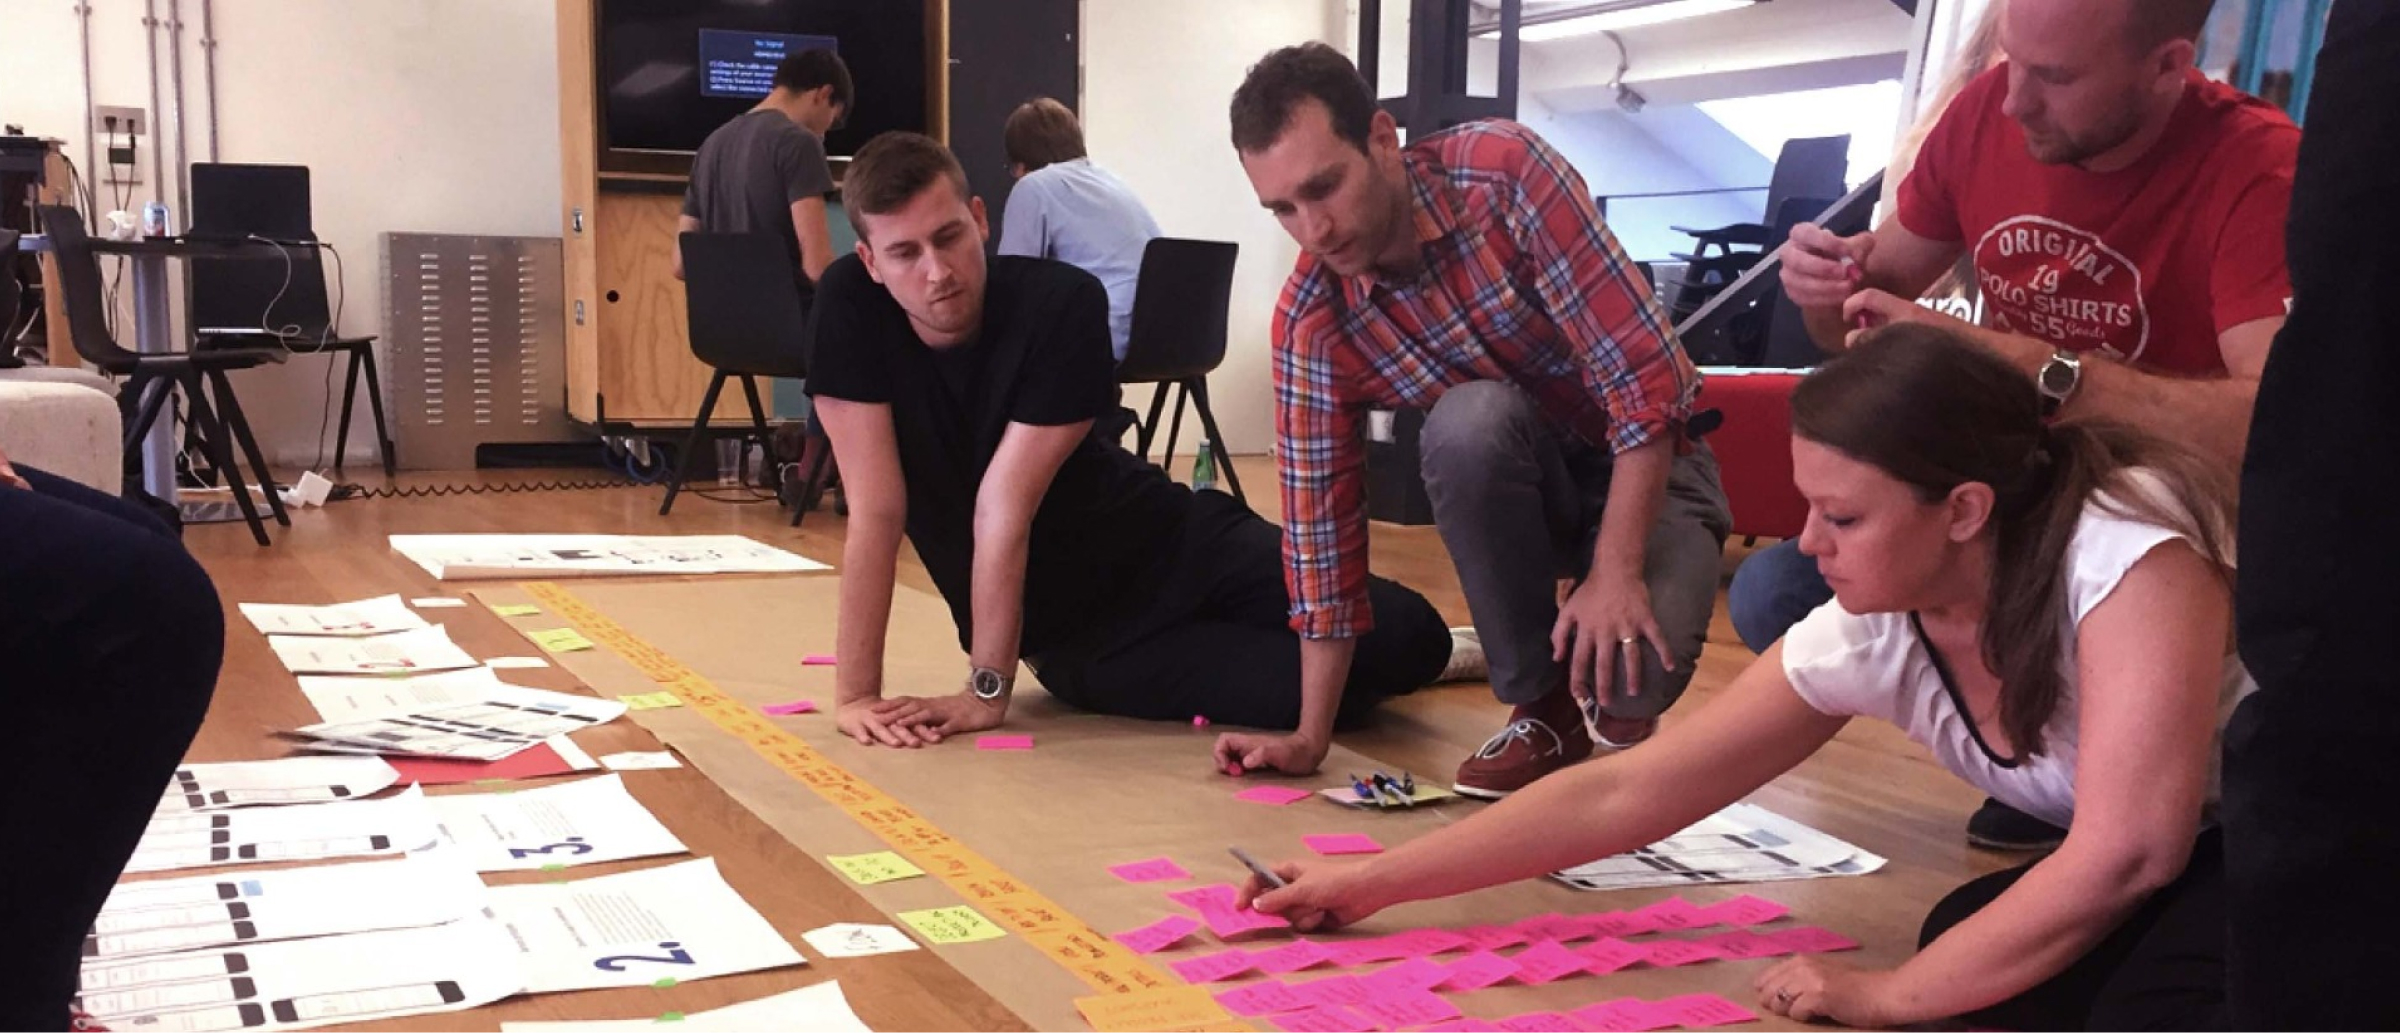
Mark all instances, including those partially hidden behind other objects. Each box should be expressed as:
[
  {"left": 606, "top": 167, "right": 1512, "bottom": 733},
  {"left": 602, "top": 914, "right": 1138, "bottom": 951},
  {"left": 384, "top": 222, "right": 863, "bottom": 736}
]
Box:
[{"left": 699, "top": 29, "right": 838, "bottom": 99}]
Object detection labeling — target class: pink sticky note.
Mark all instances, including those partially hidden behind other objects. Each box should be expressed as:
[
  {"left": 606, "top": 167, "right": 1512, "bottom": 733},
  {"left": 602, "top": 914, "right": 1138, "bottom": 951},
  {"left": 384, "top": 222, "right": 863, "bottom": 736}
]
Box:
[
  {"left": 1360, "top": 957, "right": 1451, "bottom": 994},
  {"left": 1639, "top": 938, "right": 1728, "bottom": 968},
  {"left": 1327, "top": 938, "right": 1414, "bottom": 968},
  {"left": 1249, "top": 939, "right": 1337, "bottom": 975},
  {"left": 1574, "top": 937, "right": 1650, "bottom": 976},
  {"left": 1202, "top": 902, "right": 1295, "bottom": 939},
  {"left": 1107, "top": 857, "right": 1194, "bottom": 884},
  {"left": 1437, "top": 950, "right": 1521, "bottom": 992},
  {"left": 1236, "top": 785, "right": 1317, "bottom": 806},
  {"left": 975, "top": 734, "right": 1034, "bottom": 751},
  {"left": 1272, "top": 1005, "right": 1380, "bottom": 1033},
  {"left": 1168, "top": 883, "right": 1240, "bottom": 911},
  {"left": 762, "top": 699, "right": 818, "bottom": 716},
  {"left": 1420, "top": 1023, "right": 1509, "bottom": 1033},
  {"left": 1354, "top": 988, "right": 1463, "bottom": 1030},
  {"left": 1496, "top": 1012, "right": 1591, "bottom": 1032},
  {"left": 1290, "top": 974, "right": 1370, "bottom": 1008},
  {"left": 1657, "top": 993, "right": 1761, "bottom": 1027},
  {"left": 1702, "top": 894, "right": 1791, "bottom": 928},
  {"left": 1455, "top": 924, "right": 1532, "bottom": 952},
  {"left": 1507, "top": 939, "right": 1590, "bottom": 985},
  {"left": 1770, "top": 925, "right": 1861, "bottom": 954},
  {"left": 1577, "top": 911, "right": 1649, "bottom": 939},
  {"left": 1378, "top": 928, "right": 1472, "bottom": 957},
  {"left": 1571, "top": 998, "right": 1677, "bottom": 1032},
  {"left": 1169, "top": 948, "right": 1258, "bottom": 984},
  {"left": 802, "top": 654, "right": 837, "bottom": 665},
  {"left": 1302, "top": 833, "right": 1384, "bottom": 856},
  {"left": 1113, "top": 914, "right": 1203, "bottom": 954},
  {"left": 1632, "top": 896, "right": 1714, "bottom": 930},
  {"left": 1215, "top": 980, "right": 1315, "bottom": 1017},
  {"left": 1703, "top": 930, "right": 1794, "bottom": 960},
  {"left": 1514, "top": 912, "right": 1594, "bottom": 943}
]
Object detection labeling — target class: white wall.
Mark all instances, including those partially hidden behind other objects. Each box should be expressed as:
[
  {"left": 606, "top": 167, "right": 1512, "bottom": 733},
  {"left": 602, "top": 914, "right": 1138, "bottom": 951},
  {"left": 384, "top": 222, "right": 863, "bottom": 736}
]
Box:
[
  {"left": 1525, "top": 102, "right": 1762, "bottom": 262},
  {"left": 3, "top": 0, "right": 561, "bottom": 467},
  {"left": 1081, "top": 0, "right": 1348, "bottom": 457}
]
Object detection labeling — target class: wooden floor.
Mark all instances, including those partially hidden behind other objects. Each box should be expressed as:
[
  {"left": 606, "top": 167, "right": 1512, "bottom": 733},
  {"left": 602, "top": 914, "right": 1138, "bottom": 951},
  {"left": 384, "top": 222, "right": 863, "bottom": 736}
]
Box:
[{"left": 169, "top": 456, "right": 2011, "bottom": 1031}]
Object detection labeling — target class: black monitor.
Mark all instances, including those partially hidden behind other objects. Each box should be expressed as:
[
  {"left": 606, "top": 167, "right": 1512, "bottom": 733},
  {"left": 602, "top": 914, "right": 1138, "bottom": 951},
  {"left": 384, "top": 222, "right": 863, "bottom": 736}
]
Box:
[{"left": 190, "top": 163, "right": 313, "bottom": 242}]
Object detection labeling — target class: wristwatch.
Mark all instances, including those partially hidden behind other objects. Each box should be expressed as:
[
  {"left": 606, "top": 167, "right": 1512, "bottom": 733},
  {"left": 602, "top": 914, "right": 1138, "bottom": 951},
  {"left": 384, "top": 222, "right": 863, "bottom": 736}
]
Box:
[
  {"left": 2036, "top": 349, "right": 2083, "bottom": 418},
  {"left": 968, "top": 666, "right": 1014, "bottom": 703}
]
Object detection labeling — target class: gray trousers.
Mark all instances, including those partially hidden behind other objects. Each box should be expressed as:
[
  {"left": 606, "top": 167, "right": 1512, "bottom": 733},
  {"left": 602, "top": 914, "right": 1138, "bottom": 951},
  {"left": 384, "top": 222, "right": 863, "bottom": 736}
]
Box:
[{"left": 1418, "top": 381, "right": 1731, "bottom": 716}]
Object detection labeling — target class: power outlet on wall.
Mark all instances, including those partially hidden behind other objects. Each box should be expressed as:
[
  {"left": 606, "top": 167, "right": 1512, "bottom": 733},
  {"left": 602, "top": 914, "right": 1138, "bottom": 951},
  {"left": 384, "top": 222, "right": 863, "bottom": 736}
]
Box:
[
  {"left": 96, "top": 105, "right": 148, "bottom": 187},
  {"left": 96, "top": 105, "right": 147, "bottom": 138}
]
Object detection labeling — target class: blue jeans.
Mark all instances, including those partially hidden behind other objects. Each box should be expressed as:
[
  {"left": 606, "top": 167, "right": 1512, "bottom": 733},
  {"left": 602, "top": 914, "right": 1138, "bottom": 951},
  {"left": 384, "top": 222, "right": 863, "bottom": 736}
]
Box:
[{"left": 1727, "top": 537, "right": 1834, "bottom": 653}]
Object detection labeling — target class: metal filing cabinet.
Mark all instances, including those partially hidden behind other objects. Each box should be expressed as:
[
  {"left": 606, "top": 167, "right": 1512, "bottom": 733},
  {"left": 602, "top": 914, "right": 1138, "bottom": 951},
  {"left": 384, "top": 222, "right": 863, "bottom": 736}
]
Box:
[{"left": 381, "top": 233, "right": 577, "bottom": 470}]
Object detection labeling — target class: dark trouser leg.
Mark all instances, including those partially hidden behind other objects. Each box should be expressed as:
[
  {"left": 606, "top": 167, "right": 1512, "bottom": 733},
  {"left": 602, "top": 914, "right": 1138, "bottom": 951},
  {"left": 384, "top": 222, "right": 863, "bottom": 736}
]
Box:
[
  {"left": 1030, "top": 492, "right": 1451, "bottom": 730},
  {"left": 2227, "top": 3, "right": 2400, "bottom": 1028},
  {"left": 1917, "top": 829, "right": 2224, "bottom": 1031},
  {"left": 0, "top": 472, "right": 221, "bottom": 1030},
  {"left": 1726, "top": 538, "right": 1834, "bottom": 653},
  {"left": 1418, "top": 381, "right": 1727, "bottom": 714}
]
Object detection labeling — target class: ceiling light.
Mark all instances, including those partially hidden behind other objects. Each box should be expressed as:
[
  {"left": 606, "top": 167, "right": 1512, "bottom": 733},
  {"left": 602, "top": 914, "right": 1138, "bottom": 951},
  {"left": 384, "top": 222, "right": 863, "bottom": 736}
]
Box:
[{"left": 1478, "top": 0, "right": 1759, "bottom": 42}]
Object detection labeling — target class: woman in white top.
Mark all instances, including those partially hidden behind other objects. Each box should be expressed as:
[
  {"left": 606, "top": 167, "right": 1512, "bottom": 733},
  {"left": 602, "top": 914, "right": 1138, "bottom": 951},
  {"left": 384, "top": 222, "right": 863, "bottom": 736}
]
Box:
[{"left": 1242, "top": 325, "right": 2245, "bottom": 1029}]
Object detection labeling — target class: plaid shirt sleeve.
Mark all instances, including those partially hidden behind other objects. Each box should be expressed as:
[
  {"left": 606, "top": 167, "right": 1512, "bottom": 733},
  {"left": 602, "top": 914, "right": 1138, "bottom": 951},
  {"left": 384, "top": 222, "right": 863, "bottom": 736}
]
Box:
[
  {"left": 1500, "top": 127, "right": 1698, "bottom": 453},
  {"left": 1273, "top": 282, "right": 1377, "bottom": 640}
]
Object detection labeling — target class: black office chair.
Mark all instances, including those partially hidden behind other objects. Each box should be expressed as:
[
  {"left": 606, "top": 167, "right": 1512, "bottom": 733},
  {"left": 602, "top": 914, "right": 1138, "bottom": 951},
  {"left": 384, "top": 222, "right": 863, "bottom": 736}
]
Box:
[
  {"left": 38, "top": 205, "right": 288, "bottom": 544},
  {"left": 190, "top": 250, "right": 394, "bottom": 476},
  {"left": 0, "top": 228, "right": 21, "bottom": 368},
  {"left": 1672, "top": 135, "right": 1850, "bottom": 261},
  {"left": 1119, "top": 237, "right": 1242, "bottom": 501},
  {"left": 663, "top": 231, "right": 830, "bottom": 523}
]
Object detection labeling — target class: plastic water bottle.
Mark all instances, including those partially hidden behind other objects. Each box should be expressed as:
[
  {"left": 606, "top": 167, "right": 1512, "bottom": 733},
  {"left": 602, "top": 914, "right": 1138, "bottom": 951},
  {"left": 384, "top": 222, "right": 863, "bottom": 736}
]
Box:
[{"left": 1192, "top": 439, "right": 1218, "bottom": 493}]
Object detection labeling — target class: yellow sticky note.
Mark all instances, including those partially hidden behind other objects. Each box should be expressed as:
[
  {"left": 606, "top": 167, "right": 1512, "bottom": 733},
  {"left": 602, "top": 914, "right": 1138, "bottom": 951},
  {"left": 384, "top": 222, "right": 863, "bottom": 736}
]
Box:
[
  {"left": 896, "top": 905, "right": 1007, "bottom": 945},
  {"left": 1073, "top": 986, "right": 1228, "bottom": 1033},
  {"left": 529, "top": 628, "right": 595, "bottom": 654},
  {"left": 492, "top": 604, "right": 542, "bottom": 618},
  {"left": 828, "top": 851, "right": 925, "bottom": 886},
  {"left": 619, "top": 692, "right": 684, "bottom": 711}
]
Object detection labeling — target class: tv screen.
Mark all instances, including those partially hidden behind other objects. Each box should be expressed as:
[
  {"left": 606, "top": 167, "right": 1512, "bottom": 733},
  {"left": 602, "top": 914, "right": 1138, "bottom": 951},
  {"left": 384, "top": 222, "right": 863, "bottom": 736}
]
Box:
[{"left": 596, "top": 0, "right": 928, "bottom": 173}]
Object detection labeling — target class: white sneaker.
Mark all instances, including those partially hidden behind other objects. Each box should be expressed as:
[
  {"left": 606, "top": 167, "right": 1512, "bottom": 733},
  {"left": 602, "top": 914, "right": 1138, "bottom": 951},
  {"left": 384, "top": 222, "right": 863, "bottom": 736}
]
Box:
[{"left": 1436, "top": 627, "right": 1488, "bottom": 683}]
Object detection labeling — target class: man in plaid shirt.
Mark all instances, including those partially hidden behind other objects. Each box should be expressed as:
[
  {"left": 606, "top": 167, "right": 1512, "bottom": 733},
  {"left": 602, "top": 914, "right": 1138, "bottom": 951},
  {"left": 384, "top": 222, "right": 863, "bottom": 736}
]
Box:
[{"left": 1215, "top": 44, "right": 1730, "bottom": 797}]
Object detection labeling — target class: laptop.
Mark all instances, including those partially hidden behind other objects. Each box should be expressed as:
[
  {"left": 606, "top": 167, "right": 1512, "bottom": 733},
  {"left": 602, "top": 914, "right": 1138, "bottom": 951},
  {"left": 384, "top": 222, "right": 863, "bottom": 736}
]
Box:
[{"left": 187, "top": 163, "right": 313, "bottom": 244}]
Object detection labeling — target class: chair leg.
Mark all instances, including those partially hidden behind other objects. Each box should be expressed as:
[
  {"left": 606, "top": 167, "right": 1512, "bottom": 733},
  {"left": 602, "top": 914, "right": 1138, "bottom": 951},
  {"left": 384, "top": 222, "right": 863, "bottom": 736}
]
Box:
[
  {"left": 739, "top": 375, "right": 770, "bottom": 486},
  {"left": 209, "top": 368, "right": 291, "bottom": 527},
  {"left": 791, "top": 420, "right": 833, "bottom": 529},
  {"left": 659, "top": 372, "right": 727, "bottom": 516},
  {"left": 1188, "top": 377, "right": 1244, "bottom": 502},
  {"left": 122, "top": 373, "right": 170, "bottom": 456},
  {"left": 356, "top": 344, "right": 398, "bottom": 477},
  {"left": 1161, "top": 382, "right": 1190, "bottom": 476},
  {"left": 183, "top": 371, "right": 270, "bottom": 546},
  {"left": 1135, "top": 384, "right": 1169, "bottom": 463},
  {"left": 333, "top": 348, "right": 362, "bottom": 472}
]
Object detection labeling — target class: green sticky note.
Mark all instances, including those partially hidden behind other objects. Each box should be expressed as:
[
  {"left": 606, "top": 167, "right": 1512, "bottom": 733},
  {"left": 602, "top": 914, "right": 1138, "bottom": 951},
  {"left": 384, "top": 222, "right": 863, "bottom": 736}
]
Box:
[
  {"left": 493, "top": 604, "right": 542, "bottom": 617},
  {"left": 653, "top": 1013, "right": 685, "bottom": 1024},
  {"left": 529, "top": 628, "right": 596, "bottom": 654},
  {"left": 651, "top": 977, "right": 678, "bottom": 989},
  {"left": 619, "top": 692, "right": 684, "bottom": 711},
  {"left": 827, "top": 850, "right": 925, "bottom": 886},
  {"left": 540, "top": 862, "right": 565, "bottom": 872},
  {"left": 897, "top": 905, "right": 1008, "bottom": 945}
]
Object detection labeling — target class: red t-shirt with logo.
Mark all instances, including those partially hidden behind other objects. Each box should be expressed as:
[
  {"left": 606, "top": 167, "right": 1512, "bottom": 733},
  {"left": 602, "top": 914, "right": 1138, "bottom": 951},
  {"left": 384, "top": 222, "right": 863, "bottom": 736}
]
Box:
[{"left": 1898, "top": 66, "right": 2297, "bottom": 375}]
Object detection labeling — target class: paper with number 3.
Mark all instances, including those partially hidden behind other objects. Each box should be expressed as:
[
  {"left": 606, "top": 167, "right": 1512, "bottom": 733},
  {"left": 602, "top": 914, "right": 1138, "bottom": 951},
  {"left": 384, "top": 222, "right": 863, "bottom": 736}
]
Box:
[{"left": 427, "top": 774, "right": 689, "bottom": 872}]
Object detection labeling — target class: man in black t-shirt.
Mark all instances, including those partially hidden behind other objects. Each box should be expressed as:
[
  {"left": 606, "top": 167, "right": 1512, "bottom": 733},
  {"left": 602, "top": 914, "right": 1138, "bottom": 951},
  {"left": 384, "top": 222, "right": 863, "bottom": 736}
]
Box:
[
  {"left": 672, "top": 48, "right": 850, "bottom": 289},
  {"left": 805, "top": 132, "right": 1464, "bottom": 763}
]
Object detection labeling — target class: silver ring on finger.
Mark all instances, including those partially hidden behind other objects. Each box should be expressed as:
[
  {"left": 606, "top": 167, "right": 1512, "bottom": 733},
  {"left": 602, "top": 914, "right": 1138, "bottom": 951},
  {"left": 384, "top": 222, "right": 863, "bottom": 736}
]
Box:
[{"left": 1775, "top": 990, "right": 1795, "bottom": 1007}]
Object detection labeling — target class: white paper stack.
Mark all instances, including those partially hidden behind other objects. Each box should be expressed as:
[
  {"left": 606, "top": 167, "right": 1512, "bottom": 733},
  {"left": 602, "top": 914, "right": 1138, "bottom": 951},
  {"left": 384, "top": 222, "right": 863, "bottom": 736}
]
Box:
[
  {"left": 431, "top": 774, "right": 687, "bottom": 872},
  {"left": 125, "top": 787, "right": 443, "bottom": 874},
  {"left": 289, "top": 687, "right": 626, "bottom": 763},
  {"left": 238, "top": 595, "right": 431, "bottom": 637},
  {"left": 156, "top": 757, "right": 402, "bottom": 815},
  {"left": 1551, "top": 802, "right": 1889, "bottom": 891},
  {"left": 389, "top": 533, "right": 828, "bottom": 580}
]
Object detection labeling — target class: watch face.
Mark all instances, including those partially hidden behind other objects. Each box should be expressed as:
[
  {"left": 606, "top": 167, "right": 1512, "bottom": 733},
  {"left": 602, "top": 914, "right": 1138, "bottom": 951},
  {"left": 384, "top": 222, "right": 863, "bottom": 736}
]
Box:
[
  {"left": 2041, "top": 354, "right": 2079, "bottom": 393},
  {"left": 971, "top": 669, "right": 1006, "bottom": 699}
]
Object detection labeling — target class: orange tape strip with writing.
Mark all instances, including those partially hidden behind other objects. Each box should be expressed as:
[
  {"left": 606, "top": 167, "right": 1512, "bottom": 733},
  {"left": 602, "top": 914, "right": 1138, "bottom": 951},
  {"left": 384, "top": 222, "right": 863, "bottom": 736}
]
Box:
[{"left": 520, "top": 581, "right": 1238, "bottom": 1023}]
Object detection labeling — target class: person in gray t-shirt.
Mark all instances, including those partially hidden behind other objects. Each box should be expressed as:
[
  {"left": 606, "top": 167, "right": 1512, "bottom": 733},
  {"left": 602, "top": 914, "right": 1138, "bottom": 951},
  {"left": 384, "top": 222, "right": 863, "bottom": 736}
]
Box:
[
  {"left": 998, "top": 98, "right": 1164, "bottom": 362},
  {"left": 675, "top": 48, "right": 852, "bottom": 292}
]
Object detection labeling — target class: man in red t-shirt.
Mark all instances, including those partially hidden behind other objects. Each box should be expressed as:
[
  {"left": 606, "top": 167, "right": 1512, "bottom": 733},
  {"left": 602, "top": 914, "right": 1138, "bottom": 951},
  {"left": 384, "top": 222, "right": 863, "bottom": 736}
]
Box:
[{"left": 1735, "top": 0, "right": 2296, "bottom": 850}]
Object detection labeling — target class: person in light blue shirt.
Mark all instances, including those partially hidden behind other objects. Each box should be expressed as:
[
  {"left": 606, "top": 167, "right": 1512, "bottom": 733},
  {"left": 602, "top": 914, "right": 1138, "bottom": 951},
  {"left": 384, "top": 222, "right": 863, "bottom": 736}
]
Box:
[{"left": 997, "top": 98, "right": 1164, "bottom": 363}]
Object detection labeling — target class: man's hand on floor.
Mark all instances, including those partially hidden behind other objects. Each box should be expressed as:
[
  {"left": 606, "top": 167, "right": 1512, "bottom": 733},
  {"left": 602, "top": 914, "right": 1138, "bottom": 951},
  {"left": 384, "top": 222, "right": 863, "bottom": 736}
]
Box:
[
  {"left": 892, "top": 692, "right": 1007, "bottom": 739},
  {"left": 1213, "top": 731, "right": 1329, "bottom": 777},
  {"left": 835, "top": 697, "right": 937, "bottom": 748},
  {"left": 0, "top": 444, "right": 25, "bottom": 491}
]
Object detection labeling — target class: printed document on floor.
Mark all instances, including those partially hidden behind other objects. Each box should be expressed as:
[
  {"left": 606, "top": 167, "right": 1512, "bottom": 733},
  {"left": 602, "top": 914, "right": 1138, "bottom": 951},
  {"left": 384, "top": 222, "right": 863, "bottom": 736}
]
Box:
[
  {"left": 390, "top": 533, "right": 828, "bottom": 580},
  {"left": 88, "top": 849, "right": 487, "bottom": 961},
  {"left": 238, "top": 595, "right": 432, "bottom": 637},
  {"left": 77, "top": 917, "right": 522, "bottom": 1032},
  {"left": 155, "top": 757, "right": 401, "bottom": 815},
  {"left": 430, "top": 774, "right": 688, "bottom": 872},
  {"left": 487, "top": 857, "right": 805, "bottom": 992},
  {"left": 498, "top": 981, "right": 872, "bottom": 1032},
  {"left": 1551, "top": 802, "right": 1887, "bottom": 891},
  {"left": 267, "top": 626, "right": 481, "bottom": 676},
  {"left": 126, "top": 787, "right": 442, "bottom": 874}
]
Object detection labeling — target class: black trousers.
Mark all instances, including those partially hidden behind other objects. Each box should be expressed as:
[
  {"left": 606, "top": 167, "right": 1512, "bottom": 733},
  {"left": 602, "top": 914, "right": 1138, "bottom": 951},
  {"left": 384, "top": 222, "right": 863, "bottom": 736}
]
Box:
[
  {"left": 0, "top": 466, "right": 221, "bottom": 1030},
  {"left": 1029, "top": 490, "right": 1453, "bottom": 730},
  {"left": 2227, "top": 2, "right": 2400, "bottom": 1028},
  {"left": 1920, "top": 829, "right": 2224, "bottom": 1031}
]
